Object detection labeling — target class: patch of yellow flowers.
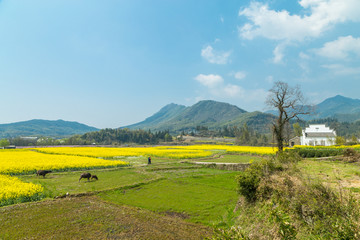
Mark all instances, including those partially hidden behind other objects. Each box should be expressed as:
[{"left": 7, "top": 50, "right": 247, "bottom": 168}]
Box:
[
  {"left": 0, "top": 174, "right": 43, "bottom": 204},
  {"left": 35, "top": 146, "right": 214, "bottom": 159},
  {"left": 0, "top": 149, "right": 128, "bottom": 204},
  {"left": 0, "top": 149, "right": 128, "bottom": 175},
  {"left": 293, "top": 144, "right": 360, "bottom": 149},
  {"left": 35, "top": 144, "right": 277, "bottom": 158}
]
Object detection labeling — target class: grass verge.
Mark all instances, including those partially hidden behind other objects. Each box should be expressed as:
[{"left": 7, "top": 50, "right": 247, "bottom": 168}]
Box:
[{"left": 0, "top": 196, "right": 212, "bottom": 239}]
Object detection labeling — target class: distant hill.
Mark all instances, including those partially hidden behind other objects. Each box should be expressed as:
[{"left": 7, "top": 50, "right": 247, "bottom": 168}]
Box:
[
  {"left": 126, "top": 100, "right": 274, "bottom": 134},
  {"left": 266, "top": 95, "right": 360, "bottom": 122},
  {"left": 0, "top": 119, "right": 99, "bottom": 138},
  {"left": 128, "top": 103, "right": 186, "bottom": 130},
  {"left": 313, "top": 95, "right": 360, "bottom": 122}
]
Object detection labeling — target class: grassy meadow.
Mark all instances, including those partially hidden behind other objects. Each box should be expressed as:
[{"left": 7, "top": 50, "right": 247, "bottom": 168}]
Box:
[{"left": 0, "top": 145, "right": 360, "bottom": 239}]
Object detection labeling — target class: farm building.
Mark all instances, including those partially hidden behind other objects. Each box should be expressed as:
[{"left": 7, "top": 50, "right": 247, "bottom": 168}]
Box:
[
  {"left": 300, "top": 124, "right": 336, "bottom": 146},
  {"left": 289, "top": 124, "right": 336, "bottom": 147}
]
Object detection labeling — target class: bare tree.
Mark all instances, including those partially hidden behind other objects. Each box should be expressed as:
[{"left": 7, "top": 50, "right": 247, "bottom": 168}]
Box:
[{"left": 266, "top": 81, "right": 312, "bottom": 152}]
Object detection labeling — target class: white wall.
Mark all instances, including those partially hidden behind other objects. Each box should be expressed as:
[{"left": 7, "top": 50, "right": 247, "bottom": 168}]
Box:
[{"left": 300, "top": 124, "right": 336, "bottom": 146}]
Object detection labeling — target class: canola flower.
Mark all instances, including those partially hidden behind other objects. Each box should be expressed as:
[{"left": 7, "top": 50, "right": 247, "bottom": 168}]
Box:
[
  {"left": 34, "top": 144, "right": 277, "bottom": 159},
  {"left": 292, "top": 145, "right": 360, "bottom": 150},
  {"left": 165, "top": 145, "right": 278, "bottom": 155},
  {"left": 0, "top": 174, "right": 43, "bottom": 204},
  {"left": 0, "top": 149, "right": 128, "bottom": 175},
  {"left": 35, "top": 146, "right": 214, "bottom": 159}
]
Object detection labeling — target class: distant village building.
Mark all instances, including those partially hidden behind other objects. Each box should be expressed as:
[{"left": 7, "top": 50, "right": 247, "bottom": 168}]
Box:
[
  {"left": 290, "top": 124, "right": 336, "bottom": 147},
  {"left": 1, "top": 145, "right": 16, "bottom": 149},
  {"left": 302, "top": 124, "right": 336, "bottom": 146},
  {"left": 289, "top": 136, "right": 301, "bottom": 147}
]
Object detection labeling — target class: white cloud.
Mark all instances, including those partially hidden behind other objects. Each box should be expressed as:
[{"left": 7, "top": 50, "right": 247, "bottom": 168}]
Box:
[
  {"left": 273, "top": 44, "right": 285, "bottom": 63},
  {"left": 194, "top": 73, "right": 268, "bottom": 110},
  {"left": 239, "top": 0, "right": 360, "bottom": 64},
  {"left": 315, "top": 35, "right": 360, "bottom": 59},
  {"left": 239, "top": 0, "right": 360, "bottom": 42},
  {"left": 195, "top": 73, "right": 243, "bottom": 97},
  {"left": 234, "top": 71, "right": 246, "bottom": 80},
  {"left": 194, "top": 74, "right": 224, "bottom": 88},
  {"left": 299, "top": 52, "right": 310, "bottom": 59},
  {"left": 201, "top": 45, "right": 231, "bottom": 64},
  {"left": 322, "top": 64, "right": 360, "bottom": 75},
  {"left": 223, "top": 84, "right": 243, "bottom": 97}
]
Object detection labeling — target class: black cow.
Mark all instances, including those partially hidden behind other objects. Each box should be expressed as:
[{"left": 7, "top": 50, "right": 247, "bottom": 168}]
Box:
[
  {"left": 36, "top": 170, "right": 52, "bottom": 178},
  {"left": 79, "top": 172, "right": 92, "bottom": 182}
]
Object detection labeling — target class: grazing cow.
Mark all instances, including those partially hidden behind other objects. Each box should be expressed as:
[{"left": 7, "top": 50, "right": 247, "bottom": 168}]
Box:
[
  {"left": 79, "top": 172, "right": 92, "bottom": 182},
  {"left": 36, "top": 170, "right": 52, "bottom": 178},
  {"left": 91, "top": 175, "right": 98, "bottom": 181}
]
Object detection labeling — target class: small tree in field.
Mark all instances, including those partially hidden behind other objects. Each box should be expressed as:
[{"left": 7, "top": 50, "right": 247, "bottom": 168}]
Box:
[
  {"left": 0, "top": 139, "right": 10, "bottom": 148},
  {"left": 293, "top": 122, "right": 303, "bottom": 137},
  {"left": 267, "top": 81, "right": 312, "bottom": 152}
]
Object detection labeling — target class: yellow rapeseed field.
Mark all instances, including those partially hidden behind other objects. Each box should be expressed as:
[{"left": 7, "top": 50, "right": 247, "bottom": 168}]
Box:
[
  {"left": 34, "top": 145, "right": 277, "bottom": 158},
  {"left": 165, "top": 145, "right": 278, "bottom": 155},
  {"left": 293, "top": 144, "right": 360, "bottom": 149},
  {"left": 0, "top": 174, "right": 43, "bottom": 205},
  {"left": 35, "top": 146, "right": 214, "bottom": 159},
  {"left": 0, "top": 149, "right": 128, "bottom": 204},
  {"left": 0, "top": 149, "right": 128, "bottom": 175},
  {"left": 0, "top": 145, "right": 276, "bottom": 204}
]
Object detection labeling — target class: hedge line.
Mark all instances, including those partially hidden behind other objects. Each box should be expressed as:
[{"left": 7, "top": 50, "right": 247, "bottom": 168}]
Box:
[{"left": 286, "top": 147, "right": 360, "bottom": 158}]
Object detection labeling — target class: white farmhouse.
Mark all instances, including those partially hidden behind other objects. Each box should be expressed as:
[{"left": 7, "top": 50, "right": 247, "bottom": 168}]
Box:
[{"left": 300, "top": 124, "right": 336, "bottom": 146}]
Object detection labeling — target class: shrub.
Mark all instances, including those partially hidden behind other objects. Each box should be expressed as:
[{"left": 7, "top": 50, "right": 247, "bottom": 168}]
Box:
[
  {"left": 288, "top": 147, "right": 344, "bottom": 158},
  {"left": 343, "top": 148, "right": 357, "bottom": 157},
  {"left": 236, "top": 157, "right": 285, "bottom": 202},
  {"left": 236, "top": 169, "right": 261, "bottom": 202},
  {"left": 233, "top": 152, "right": 360, "bottom": 239}
]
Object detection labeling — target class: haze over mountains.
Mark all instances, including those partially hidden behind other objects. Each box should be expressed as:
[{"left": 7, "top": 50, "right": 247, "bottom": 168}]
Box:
[{"left": 1, "top": 95, "right": 360, "bottom": 138}]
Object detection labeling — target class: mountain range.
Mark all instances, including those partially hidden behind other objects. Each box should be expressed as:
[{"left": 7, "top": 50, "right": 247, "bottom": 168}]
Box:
[
  {"left": 0, "top": 119, "right": 99, "bottom": 139},
  {"left": 126, "top": 95, "right": 360, "bottom": 133},
  {"left": 1, "top": 95, "right": 360, "bottom": 138},
  {"left": 126, "top": 100, "right": 276, "bottom": 134},
  {"left": 311, "top": 95, "right": 360, "bottom": 121}
]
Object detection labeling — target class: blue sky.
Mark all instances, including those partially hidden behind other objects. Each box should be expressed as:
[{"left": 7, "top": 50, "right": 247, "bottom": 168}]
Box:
[{"left": 1, "top": 0, "right": 359, "bottom": 128}]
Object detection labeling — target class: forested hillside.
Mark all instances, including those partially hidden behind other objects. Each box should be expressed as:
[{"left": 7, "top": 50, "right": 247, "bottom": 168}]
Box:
[{"left": 0, "top": 119, "right": 98, "bottom": 138}]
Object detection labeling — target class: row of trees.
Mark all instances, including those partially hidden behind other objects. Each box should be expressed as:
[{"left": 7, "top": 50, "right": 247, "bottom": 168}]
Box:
[
  {"left": 76, "top": 128, "right": 172, "bottom": 145},
  {"left": 185, "top": 124, "right": 270, "bottom": 146},
  {"left": 4, "top": 129, "right": 173, "bottom": 146}
]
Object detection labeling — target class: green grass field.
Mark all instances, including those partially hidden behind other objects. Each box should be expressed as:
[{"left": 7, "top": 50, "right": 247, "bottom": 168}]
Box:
[
  {"left": 2, "top": 153, "right": 360, "bottom": 239},
  {"left": 1, "top": 156, "right": 242, "bottom": 239},
  {"left": 99, "top": 170, "right": 239, "bottom": 225},
  {"left": 18, "top": 167, "right": 161, "bottom": 198},
  {"left": 0, "top": 196, "right": 212, "bottom": 239},
  {"left": 298, "top": 158, "right": 360, "bottom": 194},
  {"left": 194, "top": 154, "right": 265, "bottom": 163}
]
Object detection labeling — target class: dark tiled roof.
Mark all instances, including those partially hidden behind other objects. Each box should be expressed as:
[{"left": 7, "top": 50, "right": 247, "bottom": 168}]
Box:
[{"left": 306, "top": 132, "right": 336, "bottom": 138}]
